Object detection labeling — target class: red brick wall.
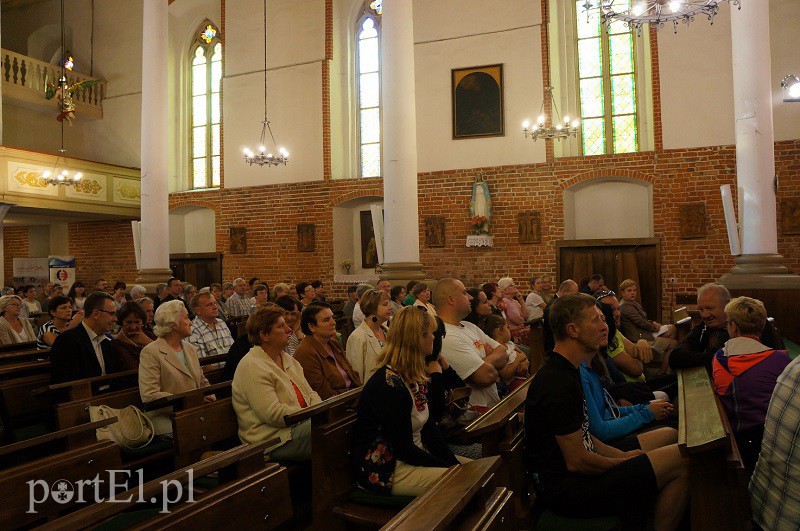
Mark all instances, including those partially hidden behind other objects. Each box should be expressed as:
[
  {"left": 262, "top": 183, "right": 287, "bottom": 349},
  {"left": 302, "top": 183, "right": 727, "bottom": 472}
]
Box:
[
  {"left": 3, "top": 226, "right": 29, "bottom": 283},
  {"left": 67, "top": 221, "right": 138, "bottom": 286}
]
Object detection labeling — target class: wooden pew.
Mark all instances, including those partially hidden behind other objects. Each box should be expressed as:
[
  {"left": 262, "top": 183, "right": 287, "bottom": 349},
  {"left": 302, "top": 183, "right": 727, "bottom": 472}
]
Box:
[
  {"left": 527, "top": 318, "right": 546, "bottom": 373},
  {"left": 171, "top": 395, "right": 239, "bottom": 468},
  {"left": 460, "top": 377, "right": 533, "bottom": 525},
  {"left": 0, "top": 347, "right": 48, "bottom": 364},
  {"left": 0, "top": 373, "right": 51, "bottom": 443},
  {"left": 0, "top": 438, "right": 123, "bottom": 528},
  {"left": 37, "top": 441, "right": 292, "bottom": 531},
  {"left": 677, "top": 366, "right": 750, "bottom": 531},
  {"left": 381, "top": 456, "right": 512, "bottom": 531},
  {"left": 0, "top": 359, "right": 50, "bottom": 380},
  {"left": 0, "top": 341, "right": 39, "bottom": 353}
]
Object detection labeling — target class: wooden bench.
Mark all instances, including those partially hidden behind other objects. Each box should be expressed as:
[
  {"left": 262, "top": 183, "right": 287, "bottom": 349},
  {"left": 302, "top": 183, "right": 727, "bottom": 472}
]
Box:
[
  {"left": 0, "top": 347, "right": 48, "bottom": 364},
  {"left": 381, "top": 456, "right": 512, "bottom": 531},
  {"left": 0, "top": 341, "right": 39, "bottom": 353},
  {"left": 527, "top": 318, "right": 546, "bottom": 373},
  {"left": 677, "top": 366, "right": 750, "bottom": 531},
  {"left": 0, "top": 373, "right": 52, "bottom": 443},
  {"left": 0, "top": 437, "right": 123, "bottom": 528},
  {"left": 35, "top": 440, "right": 291, "bottom": 530},
  {"left": 461, "top": 377, "right": 533, "bottom": 526},
  {"left": 0, "top": 358, "right": 50, "bottom": 380}
]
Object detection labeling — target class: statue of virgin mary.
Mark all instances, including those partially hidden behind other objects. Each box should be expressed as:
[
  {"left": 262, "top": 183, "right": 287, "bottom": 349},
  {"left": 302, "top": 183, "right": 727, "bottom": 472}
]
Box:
[{"left": 470, "top": 173, "right": 491, "bottom": 234}]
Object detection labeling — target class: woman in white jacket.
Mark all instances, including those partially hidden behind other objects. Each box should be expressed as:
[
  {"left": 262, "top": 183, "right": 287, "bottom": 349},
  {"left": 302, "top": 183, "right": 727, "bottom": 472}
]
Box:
[{"left": 346, "top": 289, "right": 391, "bottom": 383}]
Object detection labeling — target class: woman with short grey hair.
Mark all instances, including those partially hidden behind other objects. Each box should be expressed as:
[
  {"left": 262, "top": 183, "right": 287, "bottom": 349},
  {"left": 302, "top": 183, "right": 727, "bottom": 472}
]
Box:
[
  {"left": 130, "top": 285, "right": 147, "bottom": 300},
  {"left": 138, "top": 300, "right": 213, "bottom": 433},
  {"left": 0, "top": 295, "right": 36, "bottom": 346}
]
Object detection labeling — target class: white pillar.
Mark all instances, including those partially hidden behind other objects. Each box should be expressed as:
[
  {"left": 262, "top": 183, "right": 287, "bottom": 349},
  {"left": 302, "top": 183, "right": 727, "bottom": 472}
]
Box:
[
  {"left": 136, "top": 0, "right": 172, "bottom": 286},
  {"left": 380, "top": 0, "right": 424, "bottom": 280},
  {"left": 730, "top": 1, "right": 777, "bottom": 255}
]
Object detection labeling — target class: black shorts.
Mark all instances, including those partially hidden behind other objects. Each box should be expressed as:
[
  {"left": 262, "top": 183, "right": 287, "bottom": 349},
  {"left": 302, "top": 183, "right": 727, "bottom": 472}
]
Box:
[
  {"left": 544, "top": 454, "right": 658, "bottom": 518},
  {"left": 608, "top": 434, "right": 642, "bottom": 452}
]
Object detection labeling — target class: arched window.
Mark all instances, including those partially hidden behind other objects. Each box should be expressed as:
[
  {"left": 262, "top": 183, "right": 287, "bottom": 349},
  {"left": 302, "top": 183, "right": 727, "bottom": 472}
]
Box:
[
  {"left": 190, "top": 22, "right": 222, "bottom": 189},
  {"left": 356, "top": 1, "right": 382, "bottom": 178},
  {"left": 575, "top": 4, "right": 639, "bottom": 155}
]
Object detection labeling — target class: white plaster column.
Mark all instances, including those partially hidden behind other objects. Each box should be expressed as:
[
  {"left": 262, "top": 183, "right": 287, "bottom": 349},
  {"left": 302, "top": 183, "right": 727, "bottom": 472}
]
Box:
[
  {"left": 136, "top": 0, "right": 172, "bottom": 286},
  {"left": 720, "top": 0, "right": 800, "bottom": 288},
  {"left": 379, "top": 0, "right": 424, "bottom": 280}
]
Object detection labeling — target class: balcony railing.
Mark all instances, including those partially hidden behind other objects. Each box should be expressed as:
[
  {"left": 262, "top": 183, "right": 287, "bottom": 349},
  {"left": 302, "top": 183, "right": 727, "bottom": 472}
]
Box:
[{"left": 1, "top": 48, "right": 105, "bottom": 119}]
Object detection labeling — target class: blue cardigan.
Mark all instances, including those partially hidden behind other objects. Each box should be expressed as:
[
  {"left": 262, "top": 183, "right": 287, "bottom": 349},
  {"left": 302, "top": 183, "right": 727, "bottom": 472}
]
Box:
[{"left": 579, "top": 361, "right": 655, "bottom": 442}]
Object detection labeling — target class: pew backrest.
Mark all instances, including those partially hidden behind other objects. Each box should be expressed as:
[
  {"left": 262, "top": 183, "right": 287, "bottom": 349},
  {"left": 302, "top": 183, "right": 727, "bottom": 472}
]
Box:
[{"left": 171, "top": 396, "right": 240, "bottom": 467}]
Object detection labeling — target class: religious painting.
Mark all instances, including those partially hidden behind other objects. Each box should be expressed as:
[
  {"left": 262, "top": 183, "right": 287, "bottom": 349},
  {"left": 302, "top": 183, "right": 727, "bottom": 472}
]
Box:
[
  {"left": 452, "top": 64, "right": 504, "bottom": 139},
  {"left": 360, "top": 211, "right": 379, "bottom": 268},
  {"left": 297, "top": 224, "right": 315, "bottom": 252},
  {"left": 679, "top": 203, "right": 707, "bottom": 239},
  {"left": 229, "top": 227, "right": 247, "bottom": 254},
  {"left": 425, "top": 216, "right": 446, "bottom": 248},
  {"left": 780, "top": 199, "right": 800, "bottom": 235},
  {"left": 518, "top": 212, "right": 542, "bottom": 244}
]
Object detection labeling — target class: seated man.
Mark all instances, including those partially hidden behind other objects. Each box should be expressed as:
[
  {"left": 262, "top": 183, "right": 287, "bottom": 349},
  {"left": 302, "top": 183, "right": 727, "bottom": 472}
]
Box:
[
  {"left": 580, "top": 274, "right": 604, "bottom": 296},
  {"left": 188, "top": 291, "right": 234, "bottom": 361},
  {"left": 435, "top": 278, "right": 509, "bottom": 421},
  {"left": 749, "top": 355, "right": 800, "bottom": 531},
  {"left": 525, "top": 293, "right": 688, "bottom": 528},
  {"left": 668, "top": 283, "right": 783, "bottom": 372},
  {"left": 50, "top": 292, "right": 117, "bottom": 384},
  {"left": 543, "top": 279, "right": 578, "bottom": 353},
  {"left": 712, "top": 296, "right": 791, "bottom": 470},
  {"left": 342, "top": 285, "right": 359, "bottom": 319}
]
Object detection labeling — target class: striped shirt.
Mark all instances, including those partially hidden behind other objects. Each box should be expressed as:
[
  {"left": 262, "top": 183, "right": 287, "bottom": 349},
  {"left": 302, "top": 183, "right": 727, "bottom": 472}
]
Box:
[
  {"left": 225, "top": 292, "right": 253, "bottom": 318},
  {"left": 749, "top": 356, "right": 800, "bottom": 531},
  {"left": 188, "top": 317, "right": 234, "bottom": 361}
]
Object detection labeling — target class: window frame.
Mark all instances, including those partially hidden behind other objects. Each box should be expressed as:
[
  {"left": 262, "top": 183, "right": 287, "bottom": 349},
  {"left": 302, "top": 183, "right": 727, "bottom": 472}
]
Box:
[
  {"left": 355, "top": 4, "right": 383, "bottom": 179},
  {"left": 189, "top": 22, "right": 223, "bottom": 190}
]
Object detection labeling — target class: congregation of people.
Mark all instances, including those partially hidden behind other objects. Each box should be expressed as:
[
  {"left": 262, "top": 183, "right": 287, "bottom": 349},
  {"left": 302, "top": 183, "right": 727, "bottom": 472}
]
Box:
[{"left": 3, "top": 271, "right": 798, "bottom": 530}]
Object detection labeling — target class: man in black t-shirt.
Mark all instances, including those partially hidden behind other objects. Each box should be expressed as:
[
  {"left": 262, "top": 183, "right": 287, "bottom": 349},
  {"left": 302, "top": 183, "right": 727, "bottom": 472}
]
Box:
[{"left": 525, "top": 293, "right": 689, "bottom": 528}]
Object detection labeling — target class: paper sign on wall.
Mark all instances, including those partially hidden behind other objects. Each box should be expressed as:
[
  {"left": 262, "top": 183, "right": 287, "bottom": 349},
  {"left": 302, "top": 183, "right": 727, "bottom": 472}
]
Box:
[{"left": 49, "top": 256, "right": 76, "bottom": 291}]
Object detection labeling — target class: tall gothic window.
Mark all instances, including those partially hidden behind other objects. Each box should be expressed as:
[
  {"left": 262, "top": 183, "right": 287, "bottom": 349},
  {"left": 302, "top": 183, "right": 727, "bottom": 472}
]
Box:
[
  {"left": 575, "top": 3, "right": 639, "bottom": 156},
  {"left": 191, "top": 23, "right": 222, "bottom": 189},
  {"left": 356, "top": 2, "right": 382, "bottom": 178}
]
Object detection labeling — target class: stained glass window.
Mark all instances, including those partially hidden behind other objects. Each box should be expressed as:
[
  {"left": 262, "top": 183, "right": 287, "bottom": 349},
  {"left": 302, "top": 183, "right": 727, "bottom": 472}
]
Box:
[
  {"left": 191, "top": 24, "right": 222, "bottom": 189},
  {"left": 357, "top": 13, "right": 381, "bottom": 178},
  {"left": 575, "top": 1, "right": 639, "bottom": 156},
  {"left": 369, "top": 0, "right": 382, "bottom": 16}
]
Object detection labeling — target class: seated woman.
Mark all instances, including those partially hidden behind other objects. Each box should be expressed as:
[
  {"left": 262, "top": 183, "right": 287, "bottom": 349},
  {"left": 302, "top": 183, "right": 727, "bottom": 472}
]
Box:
[
  {"left": 274, "top": 295, "right": 303, "bottom": 356},
  {"left": 0, "top": 295, "right": 37, "bottom": 345},
  {"left": 138, "top": 300, "right": 214, "bottom": 434},
  {"left": 272, "top": 282, "right": 290, "bottom": 301},
  {"left": 411, "top": 283, "right": 437, "bottom": 317},
  {"left": 497, "top": 277, "right": 530, "bottom": 345},
  {"left": 112, "top": 281, "right": 129, "bottom": 310},
  {"left": 107, "top": 302, "right": 154, "bottom": 373},
  {"left": 232, "top": 306, "right": 321, "bottom": 463},
  {"left": 68, "top": 281, "right": 88, "bottom": 311},
  {"left": 251, "top": 283, "right": 270, "bottom": 309},
  {"left": 481, "top": 282, "right": 505, "bottom": 316},
  {"left": 463, "top": 288, "right": 492, "bottom": 325},
  {"left": 37, "top": 295, "right": 83, "bottom": 349},
  {"left": 389, "top": 285, "right": 406, "bottom": 315},
  {"left": 618, "top": 279, "right": 677, "bottom": 345},
  {"left": 712, "top": 296, "right": 791, "bottom": 470},
  {"left": 294, "top": 303, "right": 362, "bottom": 399},
  {"left": 580, "top": 312, "right": 677, "bottom": 448},
  {"left": 21, "top": 285, "right": 42, "bottom": 317},
  {"left": 477, "top": 314, "right": 530, "bottom": 392},
  {"left": 354, "top": 307, "right": 463, "bottom": 497},
  {"left": 346, "top": 289, "right": 391, "bottom": 382}
]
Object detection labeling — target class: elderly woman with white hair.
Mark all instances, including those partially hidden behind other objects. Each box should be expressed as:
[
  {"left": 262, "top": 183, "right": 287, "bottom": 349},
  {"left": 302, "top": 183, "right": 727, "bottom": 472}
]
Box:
[
  {"left": 0, "top": 295, "right": 36, "bottom": 345},
  {"left": 138, "top": 300, "right": 214, "bottom": 434}
]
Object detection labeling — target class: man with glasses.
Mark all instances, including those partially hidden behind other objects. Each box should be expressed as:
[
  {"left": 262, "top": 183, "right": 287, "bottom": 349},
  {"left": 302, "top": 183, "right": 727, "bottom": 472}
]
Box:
[
  {"left": 580, "top": 274, "right": 605, "bottom": 296},
  {"left": 188, "top": 291, "right": 233, "bottom": 364},
  {"left": 50, "top": 292, "right": 117, "bottom": 384}
]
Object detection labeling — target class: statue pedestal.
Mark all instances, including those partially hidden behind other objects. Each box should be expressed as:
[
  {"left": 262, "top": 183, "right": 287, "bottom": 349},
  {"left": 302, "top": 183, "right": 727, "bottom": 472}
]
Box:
[{"left": 466, "top": 235, "right": 493, "bottom": 247}]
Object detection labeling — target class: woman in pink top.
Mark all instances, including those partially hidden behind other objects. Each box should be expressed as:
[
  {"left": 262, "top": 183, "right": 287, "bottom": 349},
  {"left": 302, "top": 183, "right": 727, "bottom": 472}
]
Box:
[{"left": 497, "top": 277, "right": 529, "bottom": 345}]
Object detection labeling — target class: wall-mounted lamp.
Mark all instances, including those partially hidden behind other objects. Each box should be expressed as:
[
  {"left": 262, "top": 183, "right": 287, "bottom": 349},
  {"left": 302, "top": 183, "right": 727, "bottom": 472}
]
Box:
[{"left": 781, "top": 74, "right": 800, "bottom": 102}]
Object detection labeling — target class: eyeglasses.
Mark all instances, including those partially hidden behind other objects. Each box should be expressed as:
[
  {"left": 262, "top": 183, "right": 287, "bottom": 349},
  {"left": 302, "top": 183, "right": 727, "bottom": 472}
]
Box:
[
  {"left": 594, "top": 290, "right": 616, "bottom": 301},
  {"left": 95, "top": 309, "right": 117, "bottom": 316}
]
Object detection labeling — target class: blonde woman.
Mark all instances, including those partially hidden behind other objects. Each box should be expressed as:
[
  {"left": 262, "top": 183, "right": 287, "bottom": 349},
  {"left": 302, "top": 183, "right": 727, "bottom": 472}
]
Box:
[
  {"left": 346, "top": 289, "right": 391, "bottom": 382},
  {"left": 354, "top": 306, "right": 463, "bottom": 497},
  {"left": 0, "top": 295, "right": 36, "bottom": 345}
]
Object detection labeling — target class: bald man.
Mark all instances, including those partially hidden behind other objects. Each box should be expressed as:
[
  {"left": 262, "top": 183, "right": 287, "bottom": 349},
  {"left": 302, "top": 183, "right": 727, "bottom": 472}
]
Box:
[
  {"left": 543, "top": 279, "right": 579, "bottom": 353},
  {"left": 434, "top": 278, "right": 509, "bottom": 421}
]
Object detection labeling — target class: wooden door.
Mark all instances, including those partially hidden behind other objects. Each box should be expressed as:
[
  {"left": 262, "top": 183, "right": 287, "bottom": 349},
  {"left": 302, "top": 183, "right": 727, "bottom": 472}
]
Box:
[
  {"left": 169, "top": 253, "right": 223, "bottom": 288},
  {"left": 557, "top": 238, "right": 662, "bottom": 321}
]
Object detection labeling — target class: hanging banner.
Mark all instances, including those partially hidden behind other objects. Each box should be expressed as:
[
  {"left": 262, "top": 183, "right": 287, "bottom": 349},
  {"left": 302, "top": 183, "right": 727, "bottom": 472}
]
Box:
[
  {"left": 48, "top": 256, "right": 76, "bottom": 291},
  {"left": 12, "top": 257, "right": 49, "bottom": 288}
]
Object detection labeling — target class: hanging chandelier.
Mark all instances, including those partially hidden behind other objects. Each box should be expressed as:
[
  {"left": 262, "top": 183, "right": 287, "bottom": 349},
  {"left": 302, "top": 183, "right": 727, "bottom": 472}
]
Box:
[
  {"left": 581, "top": 0, "right": 741, "bottom": 34},
  {"left": 243, "top": 0, "right": 289, "bottom": 167},
  {"left": 44, "top": 0, "right": 82, "bottom": 186},
  {"left": 523, "top": 87, "right": 580, "bottom": 142}
]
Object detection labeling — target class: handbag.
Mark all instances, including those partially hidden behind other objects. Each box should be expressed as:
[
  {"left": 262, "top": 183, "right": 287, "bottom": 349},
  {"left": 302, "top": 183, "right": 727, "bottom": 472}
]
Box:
[{"left": 89, "top": 404, "right": 155, "bottom": 450}]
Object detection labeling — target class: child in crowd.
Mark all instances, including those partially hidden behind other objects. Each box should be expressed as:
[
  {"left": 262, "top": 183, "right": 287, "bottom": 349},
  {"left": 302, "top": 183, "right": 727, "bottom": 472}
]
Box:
[{"left": 478, "top": 313, "right": 530, "bottom": 393}]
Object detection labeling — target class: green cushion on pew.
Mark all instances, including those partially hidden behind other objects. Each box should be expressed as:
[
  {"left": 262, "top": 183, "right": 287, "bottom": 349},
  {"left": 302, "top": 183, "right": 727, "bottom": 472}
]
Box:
[
  {"left": 13, "top": 422, "right": 50, "bottom": 442},
  {"left": 94, "top": 508, "right": 161, "bottom": 530},
  {"left": 347, "top": 487, "right": 415, "bottom": 508},
  {"left": 120, "top": 435, "right": 173, "bottom": 457},
  {"left": 783, "top": 337, "right": 799, "bottom": 360},
  {"left": 535, "top": 509, "right": 620, "bottom": 530}
]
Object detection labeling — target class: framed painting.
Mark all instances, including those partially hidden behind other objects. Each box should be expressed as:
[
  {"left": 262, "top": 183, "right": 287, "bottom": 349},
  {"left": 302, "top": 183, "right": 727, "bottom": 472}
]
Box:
[
  {"left": 781, "top": 199, "right": 800, "bottom": 235},
  {"left": 518, "top": 212, "right": 542, "bottom": 244},
  {"left": 229, "top": 227, "right": 246, "bottom": 254},
  {"left": 297, "top": 224, "right": 315, "bottom": 252},
  {"left": 360, "top": 211, "right": 379, "bottom": 269},
  {"left": 679, "top": 203, "right": 707, "bottom": 239},
  {"left": 425, "top": 216, "right": 446, "bottom": 247},
  {"left": 451, "top": 64, "right": 504, "bottom": 139}
]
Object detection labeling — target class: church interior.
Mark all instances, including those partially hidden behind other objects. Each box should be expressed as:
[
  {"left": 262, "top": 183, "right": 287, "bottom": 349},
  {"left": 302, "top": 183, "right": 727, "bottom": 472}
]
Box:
[{"left": 0, "top": 0, "right": 799, "bottom": 529}]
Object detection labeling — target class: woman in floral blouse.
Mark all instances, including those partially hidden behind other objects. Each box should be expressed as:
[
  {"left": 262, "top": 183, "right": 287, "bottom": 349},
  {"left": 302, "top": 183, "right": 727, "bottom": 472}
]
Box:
[{"left": 353, "top": 306, "right": 462, "bottom": 497}]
